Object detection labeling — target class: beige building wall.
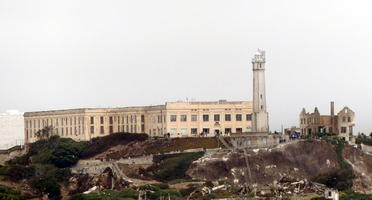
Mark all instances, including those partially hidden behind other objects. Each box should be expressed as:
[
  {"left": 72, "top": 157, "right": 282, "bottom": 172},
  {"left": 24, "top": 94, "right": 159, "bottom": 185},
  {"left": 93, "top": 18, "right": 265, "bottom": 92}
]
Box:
[
  {"left": 165, "top": 101, "right": 253, "bottom": 137},
  {"left": 24, "top": 101, "right": 253, "bottom": 143}
]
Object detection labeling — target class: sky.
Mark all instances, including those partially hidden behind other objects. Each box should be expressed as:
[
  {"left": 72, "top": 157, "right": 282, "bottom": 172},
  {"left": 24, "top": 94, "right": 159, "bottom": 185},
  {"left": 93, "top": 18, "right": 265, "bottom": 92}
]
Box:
[{"left": 0, "top": 0, "right": 371, "bottom": 134}]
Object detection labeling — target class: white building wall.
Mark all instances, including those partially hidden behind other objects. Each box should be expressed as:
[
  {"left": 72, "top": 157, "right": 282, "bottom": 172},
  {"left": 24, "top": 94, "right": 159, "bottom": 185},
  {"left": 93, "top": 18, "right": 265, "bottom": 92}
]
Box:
[{"left": 0, "top": 111, "right": 24, "bottom": 149}]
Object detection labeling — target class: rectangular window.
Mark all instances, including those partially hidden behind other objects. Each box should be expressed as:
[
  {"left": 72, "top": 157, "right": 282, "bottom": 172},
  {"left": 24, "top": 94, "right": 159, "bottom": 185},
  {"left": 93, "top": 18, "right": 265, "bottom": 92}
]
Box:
[
  {"left": 191, "top": 128, "right": 198, "bottom": 134},
  {"left": 341, "top": 127, "right": 347, "bottom": 133},
  {"left": 141, "top": 124, "right": 145, "bottom": 132},
  {"left": 100, "top": 126, "right": 104, "bottom": 134},
  {"left": 170, "top": 128, "right": 177, "bottom": 134},
  {"left": 348, "top": 117, "right": 351, "bottom": 122},
  {"left": 246, "top": 114, "right": 252, "bottom": 121},
  {"left": 180, "top": 128, "right": 187, "bottom": 134},
  {"left": 203, "top": 115, "right": 209, "bottom": 122},
  {"left": 170, "top": 115, "right": 177, "bottom": 122},
  {"left": 236, "top": 128, "right": 243, "bottom": 134},
  {"left": 109, "top": 117, "right": 113, "bottom": 124},
  {"left": 90, "top": 117, "right": 94, "bottom": 124},
  {"left": 225, "top": 114, "right": 231, "bottom": 121},
  {"left": 141, "top": 115, "right": 145, "bottom": 123},
  {"left": 202, "top": 128, "right": 210, "bottom": 133},
  {"left": 236, "top": 114, "right": 242, "bottom": 121},
  {"left": 90, "top": 126, "right": 94, "bottom": 134},
  {"left": 109, "top": 126, "right": 113, "bottom": 134},
  {"left": 100, "top": 117, "right": 104, "bottom": 124},
  {"left": 180, "top": 115, "right": 187, "bottom": 122},
  {"left": 191, "top": 115, "right": 198, "bottom": 122},
  {"left": 225, "top": 128, "right": 232, "bottom": 134},
  {"left": 214, "top": 114, "right": 220, "bottom": 122}
]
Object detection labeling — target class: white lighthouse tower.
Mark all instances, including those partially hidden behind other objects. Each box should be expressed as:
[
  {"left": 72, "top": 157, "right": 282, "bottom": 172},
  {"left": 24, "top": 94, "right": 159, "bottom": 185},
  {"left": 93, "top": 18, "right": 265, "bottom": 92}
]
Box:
[{"left": 252, "top": 49, "right": 269, "bottom": 133}]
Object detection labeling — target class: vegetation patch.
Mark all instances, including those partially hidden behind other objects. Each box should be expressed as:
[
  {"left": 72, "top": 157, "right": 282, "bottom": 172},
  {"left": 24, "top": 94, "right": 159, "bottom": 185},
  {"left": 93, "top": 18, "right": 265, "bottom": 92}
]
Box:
[
  {"left": 355, "top": 135, "right": 372, "bottom": 146},
  {"left": 311, "top": 191, "right": 372, "bottom": 200},
  {"left": 0, "top": 184, "right": 27, "bottom": 200},
  {"left": 69, "top": 189, "right": 138, "bottom": 200},
  {"left": 313, "top": 139, "right": 355, "bottom": 191},
  {"left": 9, "top": 136, "right": 87, "bottom": 168},
  {"left": 147, "top": 152, "right": 205, "bottom": 182}
]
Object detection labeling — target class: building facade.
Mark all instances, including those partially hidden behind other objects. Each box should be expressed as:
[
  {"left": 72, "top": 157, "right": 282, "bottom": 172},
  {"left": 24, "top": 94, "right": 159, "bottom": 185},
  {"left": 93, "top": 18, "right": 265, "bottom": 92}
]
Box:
[
  {"left": 252, "top": 49, "right": 269, "bottom": 133},
  {"left": 299, "top": 102, "right": 355, "bottom": 141},
  {"left": 24, "top": 101, "right": 253, "bottom": 143},
  {"left": 0, "top": 111, "right": 24, "bottom": 149}
]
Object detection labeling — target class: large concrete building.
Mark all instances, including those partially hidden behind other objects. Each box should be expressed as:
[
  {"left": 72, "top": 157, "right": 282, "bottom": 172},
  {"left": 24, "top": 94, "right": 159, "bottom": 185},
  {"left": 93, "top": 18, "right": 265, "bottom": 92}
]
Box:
[
  {"left": 24, "top": 101, "right": 253, "bottom": 143},
  {"left": 299, "top": 102, "right": 355, "bottom": 141},
  {"left": 24, "top": 50, "right": 270, "bottom": 144}
]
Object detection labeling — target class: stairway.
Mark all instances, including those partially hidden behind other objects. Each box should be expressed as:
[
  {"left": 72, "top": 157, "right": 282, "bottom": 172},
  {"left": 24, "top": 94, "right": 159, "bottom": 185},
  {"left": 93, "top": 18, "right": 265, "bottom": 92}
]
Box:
[
  {"left": 110, "top": 162, "right": 133, "bottom": 183},
  {"left": 218, "top": 136, "right": 233, "bottom": 150}
]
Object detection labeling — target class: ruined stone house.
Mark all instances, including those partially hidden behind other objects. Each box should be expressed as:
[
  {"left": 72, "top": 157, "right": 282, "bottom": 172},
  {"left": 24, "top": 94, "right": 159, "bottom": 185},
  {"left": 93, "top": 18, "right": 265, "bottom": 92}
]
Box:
[{"left": 299, "top": 102, "right": 355, "bottom": 141}]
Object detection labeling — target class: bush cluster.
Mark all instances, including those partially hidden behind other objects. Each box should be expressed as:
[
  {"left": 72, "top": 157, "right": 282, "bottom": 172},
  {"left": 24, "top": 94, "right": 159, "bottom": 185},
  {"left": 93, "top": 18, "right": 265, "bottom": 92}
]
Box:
[
  {"left": 69, "top": 188, "right": 139, "bottom": 200},
  {"left": 148, "top": 152, "right": 204, "bottom": 182},
  {"left": 9, "top": 136, "right": 87, "bottom": 168},
  {"left": 355, "top": 136, "right": 372, "bottom": 146},
  {"left": 0, "top": 184, "right": 27, "bottom": 200}
]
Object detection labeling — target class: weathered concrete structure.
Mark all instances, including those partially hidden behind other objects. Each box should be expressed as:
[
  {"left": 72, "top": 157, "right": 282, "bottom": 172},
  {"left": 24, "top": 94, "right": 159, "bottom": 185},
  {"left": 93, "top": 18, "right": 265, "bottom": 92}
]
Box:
[
  {"left": 299, "top": 102, "right": 355, "bottom": 141},
  {"left": 24, "top": 101, "right": 253, "bottom": 143},
  {"left": 252, "top": 49, "right": 269, "bottom": 133}
]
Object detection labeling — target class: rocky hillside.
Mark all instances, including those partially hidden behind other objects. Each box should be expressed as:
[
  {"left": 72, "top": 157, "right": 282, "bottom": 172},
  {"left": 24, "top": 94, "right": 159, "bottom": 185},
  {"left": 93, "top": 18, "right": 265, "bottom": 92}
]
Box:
[
  {"left": 1, "top": 134, "right": 372, "bottom": 199},
  {"left": 188, "top": 141, "right": 340, "bottom": 186}
]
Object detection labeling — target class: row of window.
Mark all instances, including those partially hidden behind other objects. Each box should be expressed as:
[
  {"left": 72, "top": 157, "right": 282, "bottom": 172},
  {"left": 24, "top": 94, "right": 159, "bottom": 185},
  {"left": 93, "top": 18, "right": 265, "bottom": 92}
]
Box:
[
  {"left": 27, "top": 126, "right": 85, "bottom": 138},
  {"left": 89, "top": 124, "right": 145, "bottom": 134},
  {"left": 90, "top": 115, "right": 143, "bottom": 125},
  {"left": 169, "top": 128, "right": 244, "bottom": 135},
  {"left": 25, "top": 117, "right": 85, "bottom": 129},
  {"left": 170, "top": 114, "right": 252, "bottom": 122},
  {"left": 301, "top": 116, "right": 352, "bottom": 125}
]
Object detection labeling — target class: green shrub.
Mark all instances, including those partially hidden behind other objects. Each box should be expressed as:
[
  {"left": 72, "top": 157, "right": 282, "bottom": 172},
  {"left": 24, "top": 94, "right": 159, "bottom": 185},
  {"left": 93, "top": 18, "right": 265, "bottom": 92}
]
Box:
[
  {"left": 30, "top": 176, "right": 61, "bottom": 200},
  {"left": 0, "top": 165, "right": 9, "bottom": 176},
  {"left": 5, "top": 165, "right": 35, "bottom": 182},
  {"left": 117, "top": 188, "right": 138, "bottom": 199},
  {"left": 152, "top": 183, "right": 170, "bottom": 190},
  {"left": 69, "top": 189, "right": 138, "bottom": 200},
  {"left": 180, "top": 186, "right": 197, "bottom": 197},
  {"left": 147, "top": 189, "right": 181, "bottom": 200},
  {"left": 355, "top": 136, "right": 372, "bottom": 146},
  {"left": 0, "top": 184, "right": 27, "bottom": 200},
  {"left": 149, "top": 152, "right": 204, "bottom": 182},
  {"left": 50, "top": 142, "right": 86, "bottom": 168},
  {"left": 9, "top": 136, "right": 86, "bottom": 168}
]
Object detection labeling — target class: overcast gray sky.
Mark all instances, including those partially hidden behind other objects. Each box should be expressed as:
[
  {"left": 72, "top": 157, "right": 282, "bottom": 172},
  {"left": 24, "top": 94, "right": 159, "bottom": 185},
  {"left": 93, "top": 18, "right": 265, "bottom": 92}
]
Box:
[{"left": 0, "top": 0, "right": 371, "bottom": 133}]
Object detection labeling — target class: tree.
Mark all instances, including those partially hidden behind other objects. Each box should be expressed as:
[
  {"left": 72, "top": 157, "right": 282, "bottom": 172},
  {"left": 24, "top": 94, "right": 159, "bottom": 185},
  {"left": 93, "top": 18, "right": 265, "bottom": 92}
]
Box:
[{"left": 35, "top": 126, "right": 55, "bottom": 140}]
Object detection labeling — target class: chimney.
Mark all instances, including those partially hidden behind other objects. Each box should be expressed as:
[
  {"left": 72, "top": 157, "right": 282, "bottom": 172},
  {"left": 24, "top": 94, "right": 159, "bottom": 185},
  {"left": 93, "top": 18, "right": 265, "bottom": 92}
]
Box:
[{"left": 331, "top": 101, "right": 335, "bottom": 116}]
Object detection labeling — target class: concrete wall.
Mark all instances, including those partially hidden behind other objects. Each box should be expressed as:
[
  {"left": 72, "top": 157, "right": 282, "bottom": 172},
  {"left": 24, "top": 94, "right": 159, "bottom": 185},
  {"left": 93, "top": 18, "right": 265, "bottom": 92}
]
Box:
[
  {"left": 0, "top": 146, "right": 25, "bottom": 165},
  {"left": 228, "top": 134, "right": 282, "bottom": 149},
  {"left": 361, "top": 144, "right": 372, "bottom": 154}
]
